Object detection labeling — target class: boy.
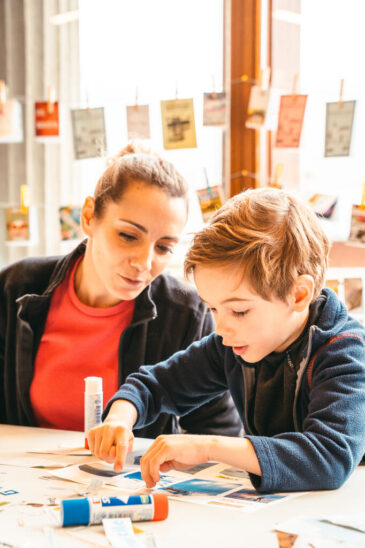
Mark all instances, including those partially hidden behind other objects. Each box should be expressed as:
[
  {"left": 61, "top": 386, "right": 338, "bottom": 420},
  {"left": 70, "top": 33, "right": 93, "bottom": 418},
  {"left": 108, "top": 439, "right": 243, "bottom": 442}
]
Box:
[{"left": 89, "top": 188, "right": 365, "bottom": 492}]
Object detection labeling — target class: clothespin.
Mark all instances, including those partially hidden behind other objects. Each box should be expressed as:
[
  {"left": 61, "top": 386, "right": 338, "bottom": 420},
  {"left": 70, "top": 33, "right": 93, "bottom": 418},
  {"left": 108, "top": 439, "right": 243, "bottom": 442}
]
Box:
[
  {"left": 47, "top": 85, "right": 56, "bottom": 114},
  {"left": 360, "top": 183, "right": 365, "bottom": 210},
  {"left": 0, "top": 80, "right": 7, "bottom": 115},
  {"left": 338, "top": 78, "right": 344, "bottom": 108},
  {"left": 210, "top": 75, "right": 217, "bottom": 99},
  {"left": 272, "top": 163, "right": 283, "bottom": 189},
  {"left": 134, "top": 87, "right": 139, "bottom": 110},
  {"left": 175, "top": 81, "right": 179, "bottom": 101},
  {"left": 291, "top": 74, "right": 299, "bottom": 98},
  {"left": 203, "top": 167, "right": 213, "bottom": 197},
  {"left": 259, "top": 67, "right": 271, "bottom": 91},
  {"left": 20, "top": 184, "right": 29, "bottom": 214}
]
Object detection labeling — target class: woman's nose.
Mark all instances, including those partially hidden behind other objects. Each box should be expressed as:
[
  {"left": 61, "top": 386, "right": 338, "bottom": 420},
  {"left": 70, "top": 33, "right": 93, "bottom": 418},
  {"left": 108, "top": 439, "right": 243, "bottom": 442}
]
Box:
[{"left": 130, "top": 244, "right": 153, "bottom": 272}]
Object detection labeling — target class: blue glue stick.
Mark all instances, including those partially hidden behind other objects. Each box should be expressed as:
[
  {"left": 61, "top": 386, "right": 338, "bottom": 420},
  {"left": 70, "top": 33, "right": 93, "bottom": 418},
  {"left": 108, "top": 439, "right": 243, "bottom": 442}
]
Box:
[{"left": 60, "top": 494, "right": 168, "bottom": 527}]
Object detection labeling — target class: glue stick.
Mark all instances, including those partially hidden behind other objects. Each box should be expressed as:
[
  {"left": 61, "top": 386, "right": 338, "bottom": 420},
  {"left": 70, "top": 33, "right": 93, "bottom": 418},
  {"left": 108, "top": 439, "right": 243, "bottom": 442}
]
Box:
[
  {"left": 60, "top": 494, "right": 169, "bottom": 527},
  {"left": 84, "top": 376, "right": 103, "bottom": 449}
]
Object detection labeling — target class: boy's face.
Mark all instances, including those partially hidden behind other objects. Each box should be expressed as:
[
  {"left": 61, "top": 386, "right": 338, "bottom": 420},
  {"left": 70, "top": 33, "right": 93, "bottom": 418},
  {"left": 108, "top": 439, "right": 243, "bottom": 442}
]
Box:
[{"left": 194, "top": 264, "right": 308, "bottom": 363}]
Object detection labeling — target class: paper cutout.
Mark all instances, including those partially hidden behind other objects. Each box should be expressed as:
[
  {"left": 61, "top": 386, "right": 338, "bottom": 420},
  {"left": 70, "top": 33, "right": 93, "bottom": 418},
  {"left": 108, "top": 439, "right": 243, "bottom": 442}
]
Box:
[
  {"left": 71, "top": 107, "right": 107, "bottom": 159},
  {"left": 196, "top": 186, "right": 224, "bottom": 222},
  {"left": 324, "top": 100, "right": 356, "bottom": 157},
  {"left": 5, "top": 208, "right": 30, "bottom": 242},
  {"left": 275, "top": 95, "right": 307, "bottom": 148},
  {"left": 0, "top": 99, "right": 23, "bottom": 143},
  {"left": 160, "top": 98, "right": 197, "bottom": 149},
  {"left": 126, "top": 105, "right": 150, "bottom": 140},
  {"left": 203, "top": 92, "right": 227, "bottom": 126},
  {"left": 308, "top": 194, "right": 338, "bottom": 219},
  {"left": 348, "top": 205, "right": 365, "bottom": 245},
  {"left": 59, "top": 206, "right": 83, "bottom": 240},
  {"left": 34, "top": 101, "right": 60, "bottom": 137},
  {"left": 246, "top": 86, "right": 270, "bottom": 128}
]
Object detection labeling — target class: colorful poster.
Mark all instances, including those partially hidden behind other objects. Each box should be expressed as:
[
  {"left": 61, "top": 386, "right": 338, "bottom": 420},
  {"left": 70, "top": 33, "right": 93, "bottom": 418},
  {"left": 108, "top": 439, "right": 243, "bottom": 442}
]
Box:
[
  {"left": 0, "top": 99, "right": 23, "bottom": 143},
  {"left": 308, "top": 194, "right": 338, "bottom": 219},
  {"left": 126, "top": 105, "right": 150, "bottom": 140},
  {"left": 348, "top": 205, "right": 365, "bottom": 245},
  {"left": 160, "top": 98, "right": 197, "bottom": 149},
  {"left": 196, "top": 186, "right": 224, "bottom": 222},
  {"left": 59, "top": 206, "right": 83, "bottom": 240},
  {"left": 203, "top": 92, "right": 227, "bottom": 126},
  {"left": 34, "top": 101, "right": 60, "bottom": 138},
  {"left": 71, "top": 107, "right": 107, "bottom": 160},
  {"left": 5, "top": 208, "right": 30, "bottom": 242},
  {"left": 275, "top": 95, "right": 307, "bottom": 148},
  {"left": 324, "top": 100, "right": 356, "bottom": 157},
  {"left": 245, "top": 86, "right": 270, "bottom": 129}
]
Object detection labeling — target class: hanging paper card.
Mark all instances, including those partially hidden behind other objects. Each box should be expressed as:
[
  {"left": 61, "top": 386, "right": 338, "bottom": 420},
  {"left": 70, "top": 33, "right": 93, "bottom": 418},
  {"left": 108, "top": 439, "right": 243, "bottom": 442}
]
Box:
[
  {"left": 245, "top": 86, "right": 270, "bottom": 129},
  {"left": 0, "top": 99, "right": 23, "bottom": 143},
  {"left": 5, "top": 207, "right": 30, "bottom": 242},
  {"left": 160, "top": 98, "right": 197, "bottom": 150},
  {"left": 348, "top": 205, "right": 365, "bottom": 245},
  {"left": 126, "top": 105, "right": 150, "bottom": 140},
  {"left": 59, "top": 206, "right": 83, "bottom": 240},
  {"left": 203, "top": 92, "right": 227, "bottom": 126},
  {"left": 275, "top": 95, "right": 307, "bottom": 148},
  {"left": 196, "top": 186, "right": 224, "bottom": 223},
  {"left": 324, "top": 100, "right": 356, "bottom": 157},
  {"left": 34, "top": 101, "right": 60, "bottom": 138},
  {"left": 71, "top": 107, "right": 107, "bottom": 160},
  {"left": 308, "top": 194, "right": 338, "bottom": 219},
  {"left": 344, "top": 278, "right": 362, "bottom": 313}
]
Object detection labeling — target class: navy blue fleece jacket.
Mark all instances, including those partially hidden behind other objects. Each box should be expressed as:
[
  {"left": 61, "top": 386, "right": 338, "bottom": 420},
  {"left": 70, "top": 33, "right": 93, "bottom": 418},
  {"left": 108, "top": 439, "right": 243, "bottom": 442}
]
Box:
[{"left": 104, "top": 288, "right": 365, "bottom": 492}]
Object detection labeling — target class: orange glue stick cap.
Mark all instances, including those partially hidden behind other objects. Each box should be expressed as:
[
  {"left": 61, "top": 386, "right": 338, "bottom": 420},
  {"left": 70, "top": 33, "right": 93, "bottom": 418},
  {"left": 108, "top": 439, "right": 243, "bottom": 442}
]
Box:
[{"left": 152, "top": 493, "right": 169, "bottom": 521}]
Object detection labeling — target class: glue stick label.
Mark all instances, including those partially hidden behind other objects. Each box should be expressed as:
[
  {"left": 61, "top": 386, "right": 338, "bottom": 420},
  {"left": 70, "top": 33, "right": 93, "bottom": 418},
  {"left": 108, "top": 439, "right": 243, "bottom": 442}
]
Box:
[
  {"left": 89, "top": 495, "right": 154, "bottom": 524},
  {"left": 84, "top": 392, "right": 103, "bottom": 434}
]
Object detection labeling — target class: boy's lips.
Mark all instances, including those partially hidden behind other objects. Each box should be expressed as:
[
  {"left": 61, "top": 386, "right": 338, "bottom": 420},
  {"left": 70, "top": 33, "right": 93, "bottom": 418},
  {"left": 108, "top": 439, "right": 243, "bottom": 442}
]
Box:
[
  {"left": 120, "top": 275, "right": 146, "bottom": 287},
  {"left": 232, "top": 345, "right": 248, "bottom": 356}
]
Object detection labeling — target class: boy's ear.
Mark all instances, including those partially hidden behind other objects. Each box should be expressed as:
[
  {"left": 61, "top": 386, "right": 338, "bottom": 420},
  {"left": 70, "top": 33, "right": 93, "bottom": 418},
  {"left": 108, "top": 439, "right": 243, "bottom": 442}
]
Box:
[
  {"left": 292, "top": 275, "right": 315, "bottom": 312},
  {"left": 80, "top": 196, "right": 96, "bottom": 237}
]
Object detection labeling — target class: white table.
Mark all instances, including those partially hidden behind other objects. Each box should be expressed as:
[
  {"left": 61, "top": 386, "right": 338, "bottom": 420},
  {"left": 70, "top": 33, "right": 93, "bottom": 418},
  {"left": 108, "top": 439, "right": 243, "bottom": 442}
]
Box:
[{"left": 1, "top": 424, "right": 365, "bottom": 547}]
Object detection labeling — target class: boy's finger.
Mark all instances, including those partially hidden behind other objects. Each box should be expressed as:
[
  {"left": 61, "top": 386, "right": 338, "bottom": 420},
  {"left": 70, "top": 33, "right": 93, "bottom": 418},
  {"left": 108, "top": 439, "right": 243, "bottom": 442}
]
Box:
[{"left": 114, "top": 440, "right": 129, "bottom": 473}]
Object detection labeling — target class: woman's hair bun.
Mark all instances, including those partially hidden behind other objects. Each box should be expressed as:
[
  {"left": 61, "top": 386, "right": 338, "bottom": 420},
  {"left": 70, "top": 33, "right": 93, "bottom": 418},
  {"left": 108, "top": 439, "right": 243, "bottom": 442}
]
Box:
[{"left": 107, "top": 140, "right": 155, "bottom": 166}]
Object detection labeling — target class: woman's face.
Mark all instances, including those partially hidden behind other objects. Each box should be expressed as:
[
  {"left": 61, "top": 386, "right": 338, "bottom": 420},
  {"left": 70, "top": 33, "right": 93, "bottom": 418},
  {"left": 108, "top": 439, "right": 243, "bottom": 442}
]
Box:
[{"left": 81, "top": 182, "right": 187, "bottom": 307}]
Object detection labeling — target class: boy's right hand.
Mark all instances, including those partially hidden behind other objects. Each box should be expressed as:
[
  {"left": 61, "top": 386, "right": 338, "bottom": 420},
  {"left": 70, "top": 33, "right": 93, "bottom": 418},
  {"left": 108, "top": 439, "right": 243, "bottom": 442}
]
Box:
[{"left": 88, "top": 399, "right": 138, "bottom": 472}]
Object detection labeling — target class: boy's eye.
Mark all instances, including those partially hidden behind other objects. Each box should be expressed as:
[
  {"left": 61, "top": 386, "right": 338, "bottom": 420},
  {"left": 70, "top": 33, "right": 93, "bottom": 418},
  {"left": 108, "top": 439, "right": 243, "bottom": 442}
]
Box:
[
  {"left": 233, "top": 310, "right": 248, "bottom": 317},
  {"left": 119, "top": 232, "right": 137, "bottom": 241}
]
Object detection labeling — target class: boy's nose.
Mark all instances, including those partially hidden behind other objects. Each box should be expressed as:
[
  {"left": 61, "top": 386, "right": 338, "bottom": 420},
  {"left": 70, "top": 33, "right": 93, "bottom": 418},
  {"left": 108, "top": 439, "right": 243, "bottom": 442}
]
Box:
[{"left": 215, "top": 317, "right": 234, "bottom": 339}]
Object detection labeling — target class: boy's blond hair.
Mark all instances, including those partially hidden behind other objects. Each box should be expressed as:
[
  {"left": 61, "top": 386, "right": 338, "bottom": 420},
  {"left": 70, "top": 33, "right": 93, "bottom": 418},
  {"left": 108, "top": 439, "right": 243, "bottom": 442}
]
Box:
[{"left": 185, "top": 188, "right": 330, "bottom": 302}]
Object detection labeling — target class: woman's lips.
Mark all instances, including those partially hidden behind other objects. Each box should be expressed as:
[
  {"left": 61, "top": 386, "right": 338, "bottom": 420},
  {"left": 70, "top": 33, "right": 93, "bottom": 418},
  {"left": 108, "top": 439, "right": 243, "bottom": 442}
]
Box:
[
  {"left": 232, "top": 345, "right": 248, "bottom": 356},
  {"left": 120, "top": 275, "right": 145, "bottom": 287}
]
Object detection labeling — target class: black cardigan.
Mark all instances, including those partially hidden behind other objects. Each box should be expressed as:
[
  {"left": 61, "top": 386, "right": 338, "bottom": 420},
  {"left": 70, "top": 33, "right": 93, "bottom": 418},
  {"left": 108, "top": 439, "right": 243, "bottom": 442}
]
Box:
[{"left": 0, "top": 241, "right": 242, "bottom": 438}]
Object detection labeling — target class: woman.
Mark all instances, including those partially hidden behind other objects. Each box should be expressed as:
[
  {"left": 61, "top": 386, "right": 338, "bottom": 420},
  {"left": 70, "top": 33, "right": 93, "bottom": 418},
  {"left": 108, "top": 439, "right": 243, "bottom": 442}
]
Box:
[{"left": 0, "top": 143, "right": 241, "bottom": 438}]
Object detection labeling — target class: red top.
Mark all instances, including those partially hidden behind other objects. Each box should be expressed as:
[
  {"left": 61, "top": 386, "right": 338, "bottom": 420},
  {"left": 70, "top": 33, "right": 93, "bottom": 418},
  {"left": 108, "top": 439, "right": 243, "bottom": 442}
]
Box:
[{"left": 30, "top": 257, "right": 135, "bottom": 431}]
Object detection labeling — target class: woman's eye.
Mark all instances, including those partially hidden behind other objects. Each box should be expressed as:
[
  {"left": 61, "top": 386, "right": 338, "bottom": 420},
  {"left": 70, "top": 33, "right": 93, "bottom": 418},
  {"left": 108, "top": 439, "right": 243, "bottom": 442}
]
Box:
[
  {"left": 119, "top": 232, "right": 137, "bottom": 241},
  {"left": 233, "top": 310, "right": 248, "bottom": 317},
  {"left": 157, "top": 244, "right": 173, "bottom": 255}
]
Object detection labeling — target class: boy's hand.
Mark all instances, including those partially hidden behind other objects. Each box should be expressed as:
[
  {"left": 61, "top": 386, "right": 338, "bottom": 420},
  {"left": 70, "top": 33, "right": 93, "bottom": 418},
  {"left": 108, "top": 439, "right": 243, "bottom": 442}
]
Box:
[
  {"left": 88, "top": 399, "right": 138, "bottom": 472},
  {"left": 88, "top": 420, "right": 134, "bottom": 472},
  {"left": 140, "top": 434, "right": 210, "bottom": 488}
]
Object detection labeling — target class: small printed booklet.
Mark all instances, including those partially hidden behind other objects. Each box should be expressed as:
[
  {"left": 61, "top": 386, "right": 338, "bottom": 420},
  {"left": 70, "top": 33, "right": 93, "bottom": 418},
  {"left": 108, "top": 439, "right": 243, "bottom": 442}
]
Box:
[
  {"left": 126, "top": 104, "right": 151, "bottom": 140},
  {"left": 5, "top": 207, "right": 30, "bottom": 242},
  {"left": 324, "top": 100, "right": 356, "bottom": 157},
  {"left": 275, "top": 94, "right": 307, "bottom": 148},
  {"left": 71, "top": 107, "right": 107, "bottom": 160},
  {"left": 160, "top": 98, "right": 197, "bottom": 149},
  {"left": 246, "top": 85, "right": 270, "bottom": 129},
  {"left": 196, "top": 186, "right": 224, "bottom": 222},
  {"left": 34, "top": 101, "right": 60, "bottom": 139},
  {"left": 59, "top": 206, "right": 83, "bottom": 240},
  {"left": 203, "top": 92, "right": 227, "bottom": 126}
]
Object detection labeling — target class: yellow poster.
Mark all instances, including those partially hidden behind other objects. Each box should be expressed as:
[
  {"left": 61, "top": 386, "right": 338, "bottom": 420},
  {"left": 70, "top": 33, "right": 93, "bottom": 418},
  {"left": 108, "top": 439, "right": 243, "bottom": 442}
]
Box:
[{"left": 160, "top": 98, "right": 197, "bottom": 150}]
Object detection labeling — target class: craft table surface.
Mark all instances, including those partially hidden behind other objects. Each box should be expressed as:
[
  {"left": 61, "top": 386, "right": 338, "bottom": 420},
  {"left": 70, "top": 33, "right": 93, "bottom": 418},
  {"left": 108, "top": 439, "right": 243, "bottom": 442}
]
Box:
[{"left": 1, "top": 424, "right": 365, "bottom": 547}]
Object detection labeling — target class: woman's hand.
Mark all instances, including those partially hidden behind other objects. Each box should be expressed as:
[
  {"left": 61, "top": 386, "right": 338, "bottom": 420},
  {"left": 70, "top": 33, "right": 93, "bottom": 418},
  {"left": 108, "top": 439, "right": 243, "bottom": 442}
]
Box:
[
  {"left": 140, "top": 434, "right": 211, "bottom": 488},
  {"left": 88, "top": 399, "right": 138, "bottom": 472}
]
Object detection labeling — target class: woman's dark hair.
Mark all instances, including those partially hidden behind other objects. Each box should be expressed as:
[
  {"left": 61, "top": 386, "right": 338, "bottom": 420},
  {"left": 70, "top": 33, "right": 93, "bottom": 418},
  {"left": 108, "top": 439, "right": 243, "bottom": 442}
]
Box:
[{"left": 93, "top": 141, "right": 188, "bottom": 218}]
